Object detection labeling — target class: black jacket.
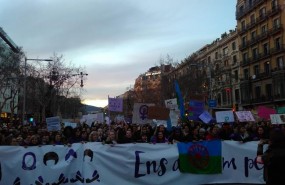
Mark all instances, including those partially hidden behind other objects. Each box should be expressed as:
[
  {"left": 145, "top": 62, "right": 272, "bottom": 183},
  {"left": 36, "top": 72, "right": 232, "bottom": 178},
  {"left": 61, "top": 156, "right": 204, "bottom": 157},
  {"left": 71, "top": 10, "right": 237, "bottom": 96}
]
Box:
[{"left": 257, "top": 143, "right": 285, "bottom": 185}]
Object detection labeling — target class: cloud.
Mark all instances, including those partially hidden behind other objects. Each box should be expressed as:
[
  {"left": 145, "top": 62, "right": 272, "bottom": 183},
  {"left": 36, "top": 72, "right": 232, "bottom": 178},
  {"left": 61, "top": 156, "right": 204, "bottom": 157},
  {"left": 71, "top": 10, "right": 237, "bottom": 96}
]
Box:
[{"left": 0, "top": 0, "right": 237, "bottom": 107}]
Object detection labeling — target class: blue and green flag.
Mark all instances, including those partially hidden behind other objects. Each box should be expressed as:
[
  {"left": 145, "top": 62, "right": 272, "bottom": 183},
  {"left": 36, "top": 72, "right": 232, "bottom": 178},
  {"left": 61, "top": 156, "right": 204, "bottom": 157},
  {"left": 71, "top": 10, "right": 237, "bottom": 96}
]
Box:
[{"left": 177, "top": 140, "right": 222, "bottom": 174}]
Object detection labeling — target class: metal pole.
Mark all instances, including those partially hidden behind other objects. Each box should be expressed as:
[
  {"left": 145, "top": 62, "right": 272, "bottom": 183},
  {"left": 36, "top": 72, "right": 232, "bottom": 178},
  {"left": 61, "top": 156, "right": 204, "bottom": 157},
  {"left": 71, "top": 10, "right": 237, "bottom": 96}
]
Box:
[
  {"left": 22, "top": 57, "right": 27, "bottom": 124},
  {"left": 209, "top": 65, "right": 212, "bottom": 100}
]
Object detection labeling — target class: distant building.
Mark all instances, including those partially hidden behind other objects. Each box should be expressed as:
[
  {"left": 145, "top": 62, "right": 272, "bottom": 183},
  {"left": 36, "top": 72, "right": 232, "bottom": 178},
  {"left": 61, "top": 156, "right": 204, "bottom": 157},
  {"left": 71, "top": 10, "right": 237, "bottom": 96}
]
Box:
[{"left": 134, "top": 64, "right": 174, "bottom": 106}]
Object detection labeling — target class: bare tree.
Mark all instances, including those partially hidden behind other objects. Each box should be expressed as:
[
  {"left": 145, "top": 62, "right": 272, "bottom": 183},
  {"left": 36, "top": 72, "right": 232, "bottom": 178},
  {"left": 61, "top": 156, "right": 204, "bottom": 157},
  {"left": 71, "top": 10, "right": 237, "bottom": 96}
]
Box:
[{"left": 26, "top": 53, "right": 87, "bottom": 121}]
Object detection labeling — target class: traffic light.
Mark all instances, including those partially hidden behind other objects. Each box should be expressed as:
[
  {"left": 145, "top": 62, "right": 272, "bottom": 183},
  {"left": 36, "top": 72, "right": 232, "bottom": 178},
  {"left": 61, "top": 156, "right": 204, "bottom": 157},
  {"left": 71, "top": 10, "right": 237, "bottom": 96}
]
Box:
[{"left": 29, "top": 117, "right": 34, "bottom": 123}]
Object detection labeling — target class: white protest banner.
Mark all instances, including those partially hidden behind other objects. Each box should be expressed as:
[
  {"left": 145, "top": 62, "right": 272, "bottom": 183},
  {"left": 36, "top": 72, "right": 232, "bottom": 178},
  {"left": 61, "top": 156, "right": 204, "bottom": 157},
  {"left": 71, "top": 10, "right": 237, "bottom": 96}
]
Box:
[
  {"left": 165, "top": 98, "right": 178, "bottom": 111},
  {"left": 235, "top": 111, "right": 255, "bottom": 122},
  {"left": 64, "top": 122, "right": 78, "bottom": 128},
  {"left": 46, "top": 116, "right": 61, "bottom": 131},
  {"left": 80, "top": 114, "right": 88, "bottom": 124},
  {"left": 132, "top": 103, "right": 155, "bottom": 124},
  {"left": 85, "top": 114, "right": 97, "bottom": 126},
  {"left": 96, "top": 112, "right": 104, "bottom": 123},
  {"left": 169, "top": 110, "right": 179, "bottom": 126},
  {"left": 270, "top": 114, "right": 285, "bottom": 124},
  {"left": 215, "top": 111, "right": 235, "bottom": 123},
  {"left": 199, "top": 111, "right": 212, "bottom": 124},
  {"left": 0, "top": 141, "right": 264, "bottom": 185}
]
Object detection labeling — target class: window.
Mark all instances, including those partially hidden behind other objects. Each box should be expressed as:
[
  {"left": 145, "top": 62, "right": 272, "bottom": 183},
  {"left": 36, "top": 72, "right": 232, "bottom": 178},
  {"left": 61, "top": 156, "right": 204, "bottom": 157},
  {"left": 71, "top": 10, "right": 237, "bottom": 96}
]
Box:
[
  {"left": 242, "top": 36, "right": 247, "bottom": 47},
  {"left": 264, "top": 62, "right": 270, "bottom": 74},
  {"left": 263, "top": 43, "right": 269, "bottom": 55},
  {"left": 250, "top": 14, "right": 255, "bottom": 24},
  {"left": 277, "top": 56, "right": 284, "bottom": 69},
  {"left": 223, "top": 47, "right": 228, "bottom": 56},
  {"left": 251, "top": 30, "right": 257, "bottom": 41},
  {"left": 273, "top": 18, "right": 280, "bottom": 29},
  {"left": 243, "top": 52, "right": 248, "bottom": 63},
  {"left": 259, "top": 7, "right": 266, "bottom": 18},
  {"left": 239, "top": 5, "right": 244, "bottom": 13},
  {"left": 232, "top": 42, "right": 236, "bottom": 50},
  {"left": 248, "top": 0, "right": 253, "bottom": 6},
  {"left": 244, "top": 68, "right": 249, "bottom": 79},
  {"left": 234, "top": 70, "right": 238, "bottom": 81},
  {"left": 254, "top": 65, "right": 259, "bottom": 76},
  {"left": 241, "top": 20, "right": 246, "bottom": 30},
  {"left": 252, "top": 48, "right": 258, "bottom": 60},
  {"left": 275, "top": 37, "right": 281, "bottom": 50},
  {"left": 235, "top": 89, "right": 240, "bottom": 103},
  {"left": 261, "top": 25, "right": 267, "bottom": 34},
  {"left": 255, "top": 86, "right": 261, "bottom": 99},
  {"left": 215, "top": 52, "right": 218, "bottom": 59},
  {"left": 233, "top": 55, "right": 237, "bottom": 65},
  {"left": 208, "top": 56, "right": 211, "bottom": 63},
  {"left": 272, "top": 0, "right": 278, "bottom": 9},
  {"left": 266, "top": 84, "right": 272, "bottom": 97}
]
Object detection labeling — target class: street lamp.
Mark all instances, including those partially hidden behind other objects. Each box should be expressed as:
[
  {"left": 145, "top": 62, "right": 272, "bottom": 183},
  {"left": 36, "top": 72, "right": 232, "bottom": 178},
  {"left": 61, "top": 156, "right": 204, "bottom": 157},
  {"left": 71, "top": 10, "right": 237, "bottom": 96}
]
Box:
[{"left": 22, "top": 57, "right": 53, "bottom": 124}]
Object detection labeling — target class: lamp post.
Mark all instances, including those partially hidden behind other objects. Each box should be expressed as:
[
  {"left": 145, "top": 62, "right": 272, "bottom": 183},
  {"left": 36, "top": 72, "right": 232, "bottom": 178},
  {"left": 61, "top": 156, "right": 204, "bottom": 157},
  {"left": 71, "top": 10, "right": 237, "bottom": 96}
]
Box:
[{"left": 22, "top": 57, "right": 52, "bottom": 124}]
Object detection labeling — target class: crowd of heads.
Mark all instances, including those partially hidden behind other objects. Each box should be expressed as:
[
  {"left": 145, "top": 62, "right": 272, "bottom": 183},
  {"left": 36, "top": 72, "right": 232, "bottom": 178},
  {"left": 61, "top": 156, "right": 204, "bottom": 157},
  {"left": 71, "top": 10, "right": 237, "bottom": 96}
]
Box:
[{"left": 1, "top": 118, "right": 285, "bottom": 147}]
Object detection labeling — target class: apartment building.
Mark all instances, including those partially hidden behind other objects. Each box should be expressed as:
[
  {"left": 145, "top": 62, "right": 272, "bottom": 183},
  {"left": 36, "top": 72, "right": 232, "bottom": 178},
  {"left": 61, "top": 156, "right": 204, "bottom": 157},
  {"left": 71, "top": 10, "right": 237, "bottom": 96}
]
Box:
[
  {"left": 134, "top": 65, "right": 173, "bottom": 106},
  {"left": 0, "top": 27, "right": 21, "bottom": 119},
  {"left": 236, "top": 0, "right": 285, "bottom": 109},
  {"left": 188, "top": 30, "right": 239, "bottom": 109}
]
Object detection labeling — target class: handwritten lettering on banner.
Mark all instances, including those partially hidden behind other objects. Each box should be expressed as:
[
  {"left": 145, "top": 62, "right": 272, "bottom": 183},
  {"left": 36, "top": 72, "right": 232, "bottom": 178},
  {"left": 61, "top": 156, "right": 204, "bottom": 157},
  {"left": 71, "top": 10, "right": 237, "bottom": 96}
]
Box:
[
  {"left": 235, "top": 111, "right": 255, "bottom": 122},
  {"left": 0, "top": 142, "right": 264, "bottom": 185},
  {"left": 165, "top": 98, "right": 178, "bottom": 111}
]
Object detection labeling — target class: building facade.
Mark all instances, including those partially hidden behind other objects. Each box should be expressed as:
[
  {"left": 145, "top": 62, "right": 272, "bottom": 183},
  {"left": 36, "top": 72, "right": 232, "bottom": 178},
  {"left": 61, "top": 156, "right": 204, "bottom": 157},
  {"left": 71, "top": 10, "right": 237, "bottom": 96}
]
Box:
[
  {"left": 236, "top": 0, "right": 285, "bottom": 110},
  {"left": 0, "top": 27, "right": 21, "bottom": 120}
]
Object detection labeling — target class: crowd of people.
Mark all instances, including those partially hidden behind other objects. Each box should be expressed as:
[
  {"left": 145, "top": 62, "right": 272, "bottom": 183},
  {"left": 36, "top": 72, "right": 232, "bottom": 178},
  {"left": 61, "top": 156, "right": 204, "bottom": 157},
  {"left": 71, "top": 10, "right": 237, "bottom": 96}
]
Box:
[{"left": 0, "top": 118, "right": 284, "bottom": 147}]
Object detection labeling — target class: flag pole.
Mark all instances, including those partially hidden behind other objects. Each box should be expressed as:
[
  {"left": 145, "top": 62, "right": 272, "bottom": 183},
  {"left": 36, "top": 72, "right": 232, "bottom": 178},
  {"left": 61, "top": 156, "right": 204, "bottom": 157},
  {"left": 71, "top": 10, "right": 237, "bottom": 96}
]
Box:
[{"left": 107, "top": 95, "right": 111, "bottom": 128}]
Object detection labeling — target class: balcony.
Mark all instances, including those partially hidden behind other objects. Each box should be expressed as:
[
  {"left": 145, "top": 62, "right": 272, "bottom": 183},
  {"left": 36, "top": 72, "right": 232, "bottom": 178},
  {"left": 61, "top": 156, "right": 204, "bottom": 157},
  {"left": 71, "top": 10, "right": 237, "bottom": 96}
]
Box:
[
  {"left": 257, "top": 31, "right": 269, "bottom": 42},
  {"left": 251, "top": 96, "right": 273, "bottom": 104},
  {"left": 249, "top": 37, "right": 258, "bottom": 46},
  {"left": 241, "top": 58, "right": 251, "bottom": 67},
  {"left": 272, "top": 66, "right": 285, "bottom": 75},
  {"left": 270, "top": 44, "right": 285, "bottom": 55},
  {"left": 256, "top": 13, "right": 268, "bottom": 24},
  {"left": 236, "top": 0, "right": 265, "bottom": 20},
  {"left": 239, "top": 41, "right": 248, "bottom": 51},
  {"left": 252, "top": 72, "right": 271, "bottom": 81},
  {"left": 268, "top": 5, "right": 281, "bottom": 17},
  {"left": 269, "top": 24, "right": 283, "bottom": 36}
]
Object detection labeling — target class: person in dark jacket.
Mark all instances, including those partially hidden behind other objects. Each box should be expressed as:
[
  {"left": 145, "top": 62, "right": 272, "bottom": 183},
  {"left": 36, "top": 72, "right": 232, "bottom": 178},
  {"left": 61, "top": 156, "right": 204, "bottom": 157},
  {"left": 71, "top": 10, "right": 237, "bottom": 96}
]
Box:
[{"left": 256, "top": 128, "right": 285, "bottom": 185}]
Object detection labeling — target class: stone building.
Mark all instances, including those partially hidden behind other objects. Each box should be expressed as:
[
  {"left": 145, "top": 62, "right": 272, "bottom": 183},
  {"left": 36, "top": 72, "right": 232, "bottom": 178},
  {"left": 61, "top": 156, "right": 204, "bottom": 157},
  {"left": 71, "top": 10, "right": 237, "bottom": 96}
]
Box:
[{"left": 236, "top": 0, "right": 285, "bottom": 110}]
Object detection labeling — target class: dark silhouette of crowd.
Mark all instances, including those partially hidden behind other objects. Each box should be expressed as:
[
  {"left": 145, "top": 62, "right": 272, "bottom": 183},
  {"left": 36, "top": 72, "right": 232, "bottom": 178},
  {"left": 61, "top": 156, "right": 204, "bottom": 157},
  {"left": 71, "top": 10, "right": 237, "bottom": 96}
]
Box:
[{"left": 0, "top": 119, "right": 284, "bottom": 147}]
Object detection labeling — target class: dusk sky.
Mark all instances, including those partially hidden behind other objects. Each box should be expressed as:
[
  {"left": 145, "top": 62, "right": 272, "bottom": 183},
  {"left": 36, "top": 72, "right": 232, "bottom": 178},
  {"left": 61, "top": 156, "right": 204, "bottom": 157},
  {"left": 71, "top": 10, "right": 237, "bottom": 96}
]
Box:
[{"left": 0, "top": 0, "right": 237, "bottom": 107}]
